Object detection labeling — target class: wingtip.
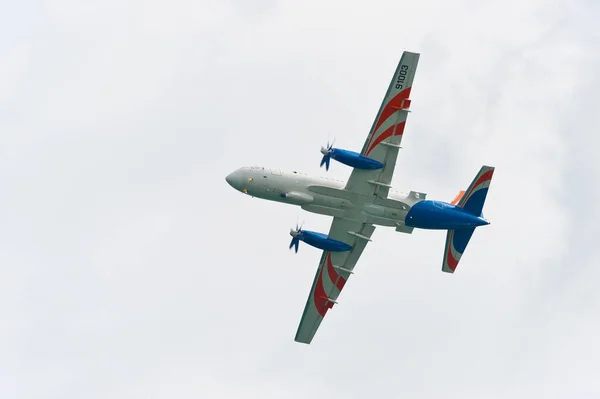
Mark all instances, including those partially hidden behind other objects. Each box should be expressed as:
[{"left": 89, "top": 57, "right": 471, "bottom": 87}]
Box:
[{"left": 294, "top": 337, "right": 312, "bottom": 345}]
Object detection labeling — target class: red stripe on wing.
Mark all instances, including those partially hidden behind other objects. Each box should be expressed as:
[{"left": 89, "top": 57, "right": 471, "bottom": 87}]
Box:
[
  {"left": 364, "top": 87, "right": 411, "bottom": 154},
  {"left": 326, "top": 253, "right": 347, "bottom": 291},
  {"left": 313, "top": 254, "right": 334, "bottom": 317},
  {"left": 365, "top": 121, "right": 406, "bottom": 156}
]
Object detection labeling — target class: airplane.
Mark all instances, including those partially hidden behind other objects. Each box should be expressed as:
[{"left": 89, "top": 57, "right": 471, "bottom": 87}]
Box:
[{"left": 225, "top": 51, "right": 494, "bottom": 345}]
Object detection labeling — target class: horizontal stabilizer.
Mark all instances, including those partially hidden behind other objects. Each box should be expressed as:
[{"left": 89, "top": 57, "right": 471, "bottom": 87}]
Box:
[{"left": 442, "top": 227, "right": 475, "bottom": 273}]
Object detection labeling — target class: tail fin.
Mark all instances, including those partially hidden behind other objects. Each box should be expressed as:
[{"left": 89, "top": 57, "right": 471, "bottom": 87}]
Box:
[
  {"left": 457, "top": 165, "right": 495, "bottom": 216},
  {"left": 442, "top": 165, "right": 494, "bottom": 273}
]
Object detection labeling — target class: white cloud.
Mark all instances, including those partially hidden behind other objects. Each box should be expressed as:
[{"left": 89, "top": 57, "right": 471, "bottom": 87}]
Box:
[{"left": 1, "top": 0, "right": 599, "bottom": 398}]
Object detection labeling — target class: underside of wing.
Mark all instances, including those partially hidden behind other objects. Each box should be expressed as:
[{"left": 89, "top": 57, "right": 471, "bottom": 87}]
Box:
[
  {"left": 294, "top": 218, "right": 375, "bottom": 344},
  {"left": 345, "top": 51, "right": 420, "bottom": 197}
]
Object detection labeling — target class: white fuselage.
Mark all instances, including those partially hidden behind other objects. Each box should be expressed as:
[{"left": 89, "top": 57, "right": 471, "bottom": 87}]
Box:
[{"left": 225, "top": 166, "right": 425, "bottom": 231}]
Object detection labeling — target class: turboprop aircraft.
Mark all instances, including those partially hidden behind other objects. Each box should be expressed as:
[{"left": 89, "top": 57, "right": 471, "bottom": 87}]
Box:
[{"left": 225, "top": 51, "right": 494, "bottom": 344}]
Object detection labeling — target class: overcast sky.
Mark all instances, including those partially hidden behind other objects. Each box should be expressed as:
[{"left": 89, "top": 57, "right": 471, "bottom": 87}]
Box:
[{"left": 1, "top": 0, "right": 599, "bottom": 398}]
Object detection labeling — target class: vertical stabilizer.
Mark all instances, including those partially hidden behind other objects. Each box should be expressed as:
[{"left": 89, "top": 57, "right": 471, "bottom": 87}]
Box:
[{"left": 457, "top": 166, "right": 494, "bottom": 216}]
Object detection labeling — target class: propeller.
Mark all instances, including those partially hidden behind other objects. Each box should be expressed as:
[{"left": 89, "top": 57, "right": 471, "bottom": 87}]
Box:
[
  {"left": 319, "top": 138, "right": 335, "bottom": 171},
  {"left": 289, "top": 220, "right": 304, "bottom": 253}
]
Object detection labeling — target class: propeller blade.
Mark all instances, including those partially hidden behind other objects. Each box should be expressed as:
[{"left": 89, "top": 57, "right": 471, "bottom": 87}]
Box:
[
  {"left": 325, "top": 156, "right": 330, "bottom": 171},
  {"left": 320, "top": 154, "right": 328, "bottom": 168},
  {"left": 289, "top": 236, "right": 300, "bottom": 252}
]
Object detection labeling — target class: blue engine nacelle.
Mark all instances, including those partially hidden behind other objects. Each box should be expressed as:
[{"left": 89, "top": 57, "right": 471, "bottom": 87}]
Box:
[
  {"left": 289, "top": 229, "right": 353, "bottom": 253},
  {"left": 320, "top": 146, "right": 384, "bottom": 171}
]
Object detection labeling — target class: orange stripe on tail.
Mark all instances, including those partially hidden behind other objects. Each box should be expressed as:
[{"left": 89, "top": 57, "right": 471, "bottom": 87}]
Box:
[{"left": 451, "top": 190, "right": 465, "bottom": 205}]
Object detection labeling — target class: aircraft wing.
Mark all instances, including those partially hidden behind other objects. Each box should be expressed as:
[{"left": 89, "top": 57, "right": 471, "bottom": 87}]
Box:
[
  {"left": 345, "top": 51, "right": 420, "bottom": 197},
  {"left": 294, "top": 217, "right": 375, "bottom": 344}
]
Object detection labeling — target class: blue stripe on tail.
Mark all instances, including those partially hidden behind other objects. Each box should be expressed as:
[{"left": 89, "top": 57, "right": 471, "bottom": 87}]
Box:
[{"left": 462, "top": 187, "right": 489, "bottom": 216}]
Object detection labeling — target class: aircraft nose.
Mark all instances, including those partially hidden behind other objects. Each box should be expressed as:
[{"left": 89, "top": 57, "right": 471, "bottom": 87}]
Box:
[
  {"left": 225, "top": 170, "right": 243, "bottom": 190},
  {"left": 225, "top": 173, "right": 234, "bottom": 186}
]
